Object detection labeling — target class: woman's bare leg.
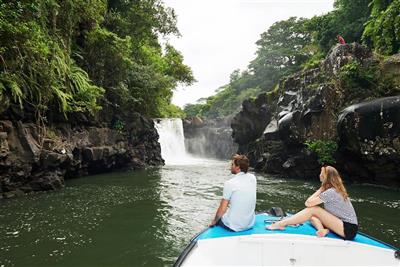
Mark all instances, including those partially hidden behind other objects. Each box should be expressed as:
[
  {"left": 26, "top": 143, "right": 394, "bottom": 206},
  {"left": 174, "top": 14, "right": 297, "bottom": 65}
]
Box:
[
  {"left": 267, "top": 207, "right": 344, "bottom": 237},
  {"left": 267, "top": 208, "right": 313, "bottom": 229},
  {"left": 310, "top": 216, "right": 330, "bottom": 237},
  {"left": 310, "top": 216, "right": 324, "bottom": 230}
]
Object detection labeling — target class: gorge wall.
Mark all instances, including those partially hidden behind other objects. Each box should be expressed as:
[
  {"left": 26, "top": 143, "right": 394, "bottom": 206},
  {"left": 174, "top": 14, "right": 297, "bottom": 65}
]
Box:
[
  {"left": 232, "top": 43, "right": 400, "bottom": 187},
  {"left": 0, "top": 106, "right": 163, "bottom": 199},
  {"left": 183, "top": 116, "right": 237, "bottom": 159}
]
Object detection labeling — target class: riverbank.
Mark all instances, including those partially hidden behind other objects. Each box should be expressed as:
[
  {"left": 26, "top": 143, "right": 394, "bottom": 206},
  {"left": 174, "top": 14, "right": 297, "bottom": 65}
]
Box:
[{"left": 0, "top": 112, "right": 164, "bottom": 199}]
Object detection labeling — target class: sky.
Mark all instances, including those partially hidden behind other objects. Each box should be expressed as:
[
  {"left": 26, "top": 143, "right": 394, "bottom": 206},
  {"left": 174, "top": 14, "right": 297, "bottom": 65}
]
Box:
[{"left": 163, "top": 0, "right": 335, "bottom": 108}]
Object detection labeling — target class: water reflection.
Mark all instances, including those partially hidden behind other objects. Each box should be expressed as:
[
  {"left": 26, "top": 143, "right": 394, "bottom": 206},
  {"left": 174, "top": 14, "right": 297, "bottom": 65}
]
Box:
[{"left": 157, "top": 159, "right": 229, "bottom": 263}]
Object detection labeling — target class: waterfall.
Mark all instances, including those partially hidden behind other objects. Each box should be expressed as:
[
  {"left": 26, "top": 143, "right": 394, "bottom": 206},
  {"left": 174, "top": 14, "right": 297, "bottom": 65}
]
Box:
[{"left": 154, "top": 118, "right": 191, "bottom": 165}]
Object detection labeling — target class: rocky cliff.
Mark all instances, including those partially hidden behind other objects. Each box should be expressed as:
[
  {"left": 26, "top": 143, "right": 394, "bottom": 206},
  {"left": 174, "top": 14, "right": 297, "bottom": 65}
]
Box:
[
  {"left": 183, "top": 116, "right": 237, "bottom": 159},
  {"left": 0, "top": 106, "right": 163, "bottom": 198},
  {"left": 232, "top": 43, "right": 400, "bottom": 187}
]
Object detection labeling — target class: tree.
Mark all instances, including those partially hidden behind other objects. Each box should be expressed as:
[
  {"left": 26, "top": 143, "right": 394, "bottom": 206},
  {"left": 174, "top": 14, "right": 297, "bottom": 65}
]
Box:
[
  {"left": 363, "top": 0, "right": 400, "bottom": 55},
  {"left": 183, "top": 104, "right": 204, "bottom": 118},
  {"left": 76, "top": 0, "right": 195, "bottom": 118},
  {"left": 306, "top": 0, "right": 370, "bottom": 53},
  {"left": 333, "top": 0, "right": 371, "bottom": 43},
  {"left": 0, "top": 0, "right": 195, "bottom": 122},
  {"left": 0, "top": 0, "right": 105, "bottom": 119},
  {"left": 250, "top": 17, "right": 313, "bottom": 90}
]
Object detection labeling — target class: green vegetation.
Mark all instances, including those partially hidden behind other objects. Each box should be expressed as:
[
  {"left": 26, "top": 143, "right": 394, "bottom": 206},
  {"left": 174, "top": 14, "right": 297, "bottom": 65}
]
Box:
[
  {"left": 0, "top": 0, "right": 194, "bottom": 122},
  {"left": 184, "top": 0, "right": 399, "bottom": 119},
  {"left": 338, "top": 61, "right": 378, "bottom": 91},
  {"left": 305, "top": 140, "right": 338, "bottom": 165},
  {"left": 306, "top": 0, "right": 371, "bottom": 53},
  {"left": 1, "top": 1, "right": 398, "bottom": 122},
  {"left": 0, "top": 1, "right": 105, "bottom": 118},
  {"left": 113, "top": 119, "right": 125, "bottom": 134},
  {"left": 45, "top": 128, "right": 58, "bottom": 140},
  {"left": 338, "top": 59, "right": 400, "bottom": 98},
  {"left": 363, "top": 0, "right": 400, "bottom": 55}
]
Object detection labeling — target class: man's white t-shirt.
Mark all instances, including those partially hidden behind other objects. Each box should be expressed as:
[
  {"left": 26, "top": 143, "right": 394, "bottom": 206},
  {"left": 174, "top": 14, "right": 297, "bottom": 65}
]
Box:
[{"left": 221, "top": 172, "right": 256, "bottom": 231}]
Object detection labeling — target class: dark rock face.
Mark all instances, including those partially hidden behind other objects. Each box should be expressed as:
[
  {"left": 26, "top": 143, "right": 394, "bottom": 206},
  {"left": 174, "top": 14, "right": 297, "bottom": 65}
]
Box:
[
  {"left": 183, "top": 117, "right": 237, "bottom": 159},
  {"left": 232, "top": 67, "right": 338, "bottom": 179},
  {"left": 0, "top": 113, "right": 164, "bottom": 197},
  {"left": 231, "top": 43, "right": 400, "bottom": 186},
  {"left": 232, "top": 93, "right": 276, "bottom": 147},
  {"left": 337, "top": 96, "right": 400, "bottom": 186}
]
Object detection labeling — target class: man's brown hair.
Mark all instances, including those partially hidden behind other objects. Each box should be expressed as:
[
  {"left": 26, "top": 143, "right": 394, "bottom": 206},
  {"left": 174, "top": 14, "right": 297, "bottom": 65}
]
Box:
[{"left": 232, "top": 154, "right": 249, "bottom": 173}]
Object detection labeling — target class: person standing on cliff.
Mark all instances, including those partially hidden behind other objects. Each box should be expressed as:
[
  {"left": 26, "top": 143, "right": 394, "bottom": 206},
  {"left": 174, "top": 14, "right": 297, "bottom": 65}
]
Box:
[
  {"left": 337, "top": 35, "right": 346, "bottom": 45},
  {"left": 210, "top": 154, "right": 257, "bottom": 232}
]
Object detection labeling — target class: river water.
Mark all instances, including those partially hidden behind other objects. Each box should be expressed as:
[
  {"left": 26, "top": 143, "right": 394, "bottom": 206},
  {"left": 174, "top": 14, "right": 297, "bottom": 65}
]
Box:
[{"left": 0, "top": 159, "right": 399, "bottom": 266}]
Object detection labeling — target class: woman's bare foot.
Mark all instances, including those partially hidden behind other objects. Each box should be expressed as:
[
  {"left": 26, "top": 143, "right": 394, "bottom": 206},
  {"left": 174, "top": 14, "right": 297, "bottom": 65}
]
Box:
[
  {"left": 266, "top": 221, "right": 285, "bottom": 230},
  {"left": 316, "top": 229, "right": 330, "bottom": 237}
]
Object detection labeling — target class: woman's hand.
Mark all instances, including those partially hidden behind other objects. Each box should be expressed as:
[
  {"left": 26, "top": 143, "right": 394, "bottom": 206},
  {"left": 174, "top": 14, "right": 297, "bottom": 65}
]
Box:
[
  {"left": 305, "top": 196, "right": 323, "bottom": 207},
  {"left": 305, "top": 188, "right": 323, "bottom": 207},
  {"left": 307, "top": 188, "right": 321, "bottom": 200}
]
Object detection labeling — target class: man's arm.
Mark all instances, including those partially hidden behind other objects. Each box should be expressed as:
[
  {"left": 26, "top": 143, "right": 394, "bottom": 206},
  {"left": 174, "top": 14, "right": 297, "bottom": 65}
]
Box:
[{"left": 210, "top": 199, "right": 229, "bottom": 226}]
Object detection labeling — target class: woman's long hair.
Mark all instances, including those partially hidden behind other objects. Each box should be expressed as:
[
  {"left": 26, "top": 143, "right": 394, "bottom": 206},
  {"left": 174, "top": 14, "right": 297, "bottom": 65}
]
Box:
[{"left": 321, "top": 166, "right": 349, "bottom": 200}]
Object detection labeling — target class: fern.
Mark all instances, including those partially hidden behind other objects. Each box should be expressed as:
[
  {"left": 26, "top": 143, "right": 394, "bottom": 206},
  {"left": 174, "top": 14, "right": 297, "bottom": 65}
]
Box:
[
  {"left": 68, "top": 63, "right": 104, "bottom": 114},
  {"left": 305, "top": 140, "right": 338, "bottom": 165},
  {"left": 52, "top": 85, "right": 72, "bottom": 113},
  {"left": 0, "top": 74, "right": 24, "bottom": 107}
]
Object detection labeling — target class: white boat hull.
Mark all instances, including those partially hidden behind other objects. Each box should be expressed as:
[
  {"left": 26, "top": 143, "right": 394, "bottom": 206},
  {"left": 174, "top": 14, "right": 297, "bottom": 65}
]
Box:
[{"left": 182, "top": 234, "right": 399, "bottom": 266}]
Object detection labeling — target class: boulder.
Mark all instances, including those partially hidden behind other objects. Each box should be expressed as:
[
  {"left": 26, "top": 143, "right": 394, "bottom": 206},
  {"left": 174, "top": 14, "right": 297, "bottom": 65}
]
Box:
[
  {"left": 382, "top": 54, "right": 400, "bottom": 81},
  {"left": 41, "top": 150, "right": 71, "bottom": 168},
  {"left": 30, "top": 170, "right": 65, "bottom": 191},
  {"left": 232, "top": 93, "right": 277, "bottom": 147},
  {"left": 322, "top": 43, "right": 374, "bottom": 75},
  {"left": 337, "top": 96, "right": 400, "bottom": 186}
]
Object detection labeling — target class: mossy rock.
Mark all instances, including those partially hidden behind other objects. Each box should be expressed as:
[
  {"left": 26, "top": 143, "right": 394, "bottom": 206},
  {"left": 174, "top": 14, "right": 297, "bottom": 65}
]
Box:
[{"left": 0, "top": 93, "right": 10, "bottom": 115}]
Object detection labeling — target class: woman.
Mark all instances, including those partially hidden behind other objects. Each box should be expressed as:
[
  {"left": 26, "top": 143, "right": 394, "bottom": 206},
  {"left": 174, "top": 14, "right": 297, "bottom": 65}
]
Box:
[{"left": 267, "top": 166, "right": 358, "bottom": 240}]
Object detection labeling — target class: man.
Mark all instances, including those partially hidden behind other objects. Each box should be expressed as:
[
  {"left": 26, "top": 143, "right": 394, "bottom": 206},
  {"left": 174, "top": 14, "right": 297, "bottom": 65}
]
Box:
[{"left": 210, "top": 154, "right": 257, "bottom": 231}]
